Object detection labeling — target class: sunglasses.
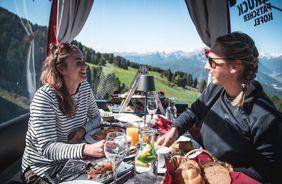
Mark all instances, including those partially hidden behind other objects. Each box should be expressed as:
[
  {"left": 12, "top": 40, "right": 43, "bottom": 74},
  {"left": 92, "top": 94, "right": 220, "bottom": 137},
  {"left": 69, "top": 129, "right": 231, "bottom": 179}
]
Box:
[
  {"left": 207, "top": 57, "right": 226, "bottom": 69},
  {"left": 204, "top": 49, "right": 237, "bottom": 69}
]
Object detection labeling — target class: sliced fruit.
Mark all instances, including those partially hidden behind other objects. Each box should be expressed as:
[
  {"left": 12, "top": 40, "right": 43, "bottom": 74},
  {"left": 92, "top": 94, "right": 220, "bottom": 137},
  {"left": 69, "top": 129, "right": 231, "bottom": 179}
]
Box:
[
  {"left": 139, "top": 143, "right": 153, "bottom": 158},
  {"left": 135, "top": 159, "right": 150, "bottom": 167}
]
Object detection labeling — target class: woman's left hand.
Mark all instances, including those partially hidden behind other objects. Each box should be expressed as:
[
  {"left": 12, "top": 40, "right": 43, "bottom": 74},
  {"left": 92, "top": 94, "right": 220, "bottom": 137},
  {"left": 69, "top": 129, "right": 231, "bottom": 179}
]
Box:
[{"left": 68, "top": 127, "right": 86, "bottom": 144}]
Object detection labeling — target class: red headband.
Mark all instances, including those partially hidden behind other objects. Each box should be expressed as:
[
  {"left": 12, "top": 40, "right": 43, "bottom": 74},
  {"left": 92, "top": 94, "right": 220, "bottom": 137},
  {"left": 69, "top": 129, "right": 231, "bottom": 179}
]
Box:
[{"left": 204, "top": 48, "right": 210, "bottom": 58}]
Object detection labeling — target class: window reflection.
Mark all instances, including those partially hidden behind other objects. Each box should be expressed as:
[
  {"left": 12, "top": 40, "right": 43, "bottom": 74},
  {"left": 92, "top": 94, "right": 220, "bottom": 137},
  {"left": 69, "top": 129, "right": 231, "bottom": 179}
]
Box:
[
  {"left": 0, "top": 0, "right": 51, "bottom": 123},
  {"left": 229, "top": 0, "right": 282, "bottom": 110}
]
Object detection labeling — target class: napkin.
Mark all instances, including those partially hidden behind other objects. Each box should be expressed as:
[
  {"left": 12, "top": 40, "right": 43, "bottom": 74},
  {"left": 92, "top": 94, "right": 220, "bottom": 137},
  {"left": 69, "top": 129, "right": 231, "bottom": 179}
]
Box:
[
  {"left": 153, "top": 115, "right": 172, "bottom": 134},
  {"left": 162, "top": 152, "right": 261, "bottom": 184},
  {"left": 231, "top": 172, "right": 261, "bottom": 184},
  {"left": 153, "top": 115, "right": 201, "bottom": 139}
]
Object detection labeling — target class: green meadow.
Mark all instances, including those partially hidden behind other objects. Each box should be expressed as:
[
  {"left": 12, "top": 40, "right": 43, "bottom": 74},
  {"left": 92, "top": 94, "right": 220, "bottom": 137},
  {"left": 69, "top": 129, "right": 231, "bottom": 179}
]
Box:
[{"left": 92, "top": 63, "right": 200, "bottom": 104}]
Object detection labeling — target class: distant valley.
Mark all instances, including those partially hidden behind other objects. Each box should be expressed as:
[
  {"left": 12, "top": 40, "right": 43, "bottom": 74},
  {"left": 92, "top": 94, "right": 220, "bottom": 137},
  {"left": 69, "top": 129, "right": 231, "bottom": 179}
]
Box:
[{"left": 116, "top": 50, "right": 282, "bottom": 98}]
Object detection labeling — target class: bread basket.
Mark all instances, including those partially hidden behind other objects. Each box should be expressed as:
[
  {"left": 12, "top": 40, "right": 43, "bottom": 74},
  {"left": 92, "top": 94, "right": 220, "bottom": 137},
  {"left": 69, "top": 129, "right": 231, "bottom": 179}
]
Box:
[
  {"left": 186, "top": 149, "right": 233, "bottom": 184},
  {"left": 162, "top": 149, "right": 233, "bottom": 184}
]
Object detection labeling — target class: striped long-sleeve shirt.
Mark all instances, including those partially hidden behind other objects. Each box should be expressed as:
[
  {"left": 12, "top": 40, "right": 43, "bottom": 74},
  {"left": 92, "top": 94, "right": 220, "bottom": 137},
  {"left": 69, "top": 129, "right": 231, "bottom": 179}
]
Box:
[{"left": 22, "top": 81, "right": 101, "bottom": 178}]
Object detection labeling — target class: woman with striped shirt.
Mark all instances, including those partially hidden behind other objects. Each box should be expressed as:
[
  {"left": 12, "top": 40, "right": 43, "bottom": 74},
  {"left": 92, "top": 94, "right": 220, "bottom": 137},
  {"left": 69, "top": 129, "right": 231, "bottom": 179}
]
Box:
[{"left": 22, "top": 43, "right": 105, "bottom": 183}]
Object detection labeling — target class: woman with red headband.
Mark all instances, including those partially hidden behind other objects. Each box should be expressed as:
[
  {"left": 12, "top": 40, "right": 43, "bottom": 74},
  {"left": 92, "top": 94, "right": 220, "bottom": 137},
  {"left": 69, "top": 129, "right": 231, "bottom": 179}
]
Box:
[{"left": 157, "top": 32, "right": 282, "bottom": 183}]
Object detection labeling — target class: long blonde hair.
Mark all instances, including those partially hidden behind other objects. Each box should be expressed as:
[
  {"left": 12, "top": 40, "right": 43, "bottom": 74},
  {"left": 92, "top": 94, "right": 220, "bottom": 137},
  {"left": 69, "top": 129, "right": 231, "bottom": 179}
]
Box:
[
  {"left": 41, "top": 43, "right": 80, "bottom": 116},
  {"left": 210, "top": 32, "right": 259, "bottom": 107}
]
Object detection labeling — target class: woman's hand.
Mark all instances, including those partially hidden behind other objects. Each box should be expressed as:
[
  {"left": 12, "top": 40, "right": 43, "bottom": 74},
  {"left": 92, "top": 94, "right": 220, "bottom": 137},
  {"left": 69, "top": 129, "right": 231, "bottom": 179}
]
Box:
[
  {"left": 156, "top": 127, "right": 179, "bottom": 147},
  {"left": 83, "top": 140, "right": 105, "bottom": 158},
  {"left": 68, "top": 127, "right": 86, "bottom": 144}
]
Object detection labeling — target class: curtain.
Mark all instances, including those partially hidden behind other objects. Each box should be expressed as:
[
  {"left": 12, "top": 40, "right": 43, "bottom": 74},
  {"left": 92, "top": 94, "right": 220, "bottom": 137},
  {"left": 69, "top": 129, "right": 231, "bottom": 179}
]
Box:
[
  {"left": 49, "top": 0, "right": 94, "bottom": 44},
  {"left": 184, "top": 0, "right": 230, "bottom": 47},
  {"left": 48, "top": 0, "right": 58, "bottom": 45}
]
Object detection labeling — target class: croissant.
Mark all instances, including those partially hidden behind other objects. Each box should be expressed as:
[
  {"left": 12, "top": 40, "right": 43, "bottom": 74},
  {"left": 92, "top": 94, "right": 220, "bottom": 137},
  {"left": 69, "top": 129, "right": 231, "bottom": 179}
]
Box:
[
  {"left": 173, "top": 160, "right": 205, "bottom": 184},
  {"left": 170, "top": 155, "right": 189, "bottom": 168}
]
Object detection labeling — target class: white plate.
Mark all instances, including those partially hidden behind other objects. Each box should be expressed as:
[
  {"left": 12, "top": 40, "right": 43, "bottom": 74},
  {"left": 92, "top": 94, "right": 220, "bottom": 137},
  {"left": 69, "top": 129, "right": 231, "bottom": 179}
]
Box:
[
  {"left": 60, "top": 180, "right": 102, "bottom": 184},
  {"left": 84, "top": 127, "right": 125, "bottom": 144},
  {"left": 114, "top": 113, "right": 142, "bottom": 123}
]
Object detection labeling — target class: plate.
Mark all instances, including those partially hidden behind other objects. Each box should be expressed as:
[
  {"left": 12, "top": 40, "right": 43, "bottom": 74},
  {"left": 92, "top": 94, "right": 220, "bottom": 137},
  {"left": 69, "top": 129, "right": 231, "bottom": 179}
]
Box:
[
  {"left": 85, "top": 127, "right": 124, "bottom": 144},
  {"left": 60, "top": 159, "right": 134, "bottom": 183},
  {"left": 114, "top": 113, "right": 142, "bottom": 123},
  {"left": 177, "top": 135, "right": 202, "bottom": 149}
]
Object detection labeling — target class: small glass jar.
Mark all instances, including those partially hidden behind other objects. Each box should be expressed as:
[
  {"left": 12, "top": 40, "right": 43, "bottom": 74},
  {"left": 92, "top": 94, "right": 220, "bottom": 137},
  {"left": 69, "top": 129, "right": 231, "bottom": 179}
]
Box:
[{"left": 134, "top": 129, "right": 158, "bottom": 183}]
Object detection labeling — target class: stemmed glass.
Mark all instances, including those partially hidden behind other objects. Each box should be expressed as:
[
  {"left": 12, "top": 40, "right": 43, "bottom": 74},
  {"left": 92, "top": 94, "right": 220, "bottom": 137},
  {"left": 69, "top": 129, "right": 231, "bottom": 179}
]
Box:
[
  {"left": 147, "top": 93, "right": 158, "bottom": 122},
  {"left": 104, "top": 132, "right": 128, "bottom": 184}
]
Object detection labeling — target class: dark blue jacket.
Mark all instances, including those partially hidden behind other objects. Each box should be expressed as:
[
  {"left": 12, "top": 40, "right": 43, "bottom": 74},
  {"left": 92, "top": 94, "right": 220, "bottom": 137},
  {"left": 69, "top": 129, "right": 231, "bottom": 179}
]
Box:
[{"left": 173, "top": 80, "right": 282, "bottom": 183}]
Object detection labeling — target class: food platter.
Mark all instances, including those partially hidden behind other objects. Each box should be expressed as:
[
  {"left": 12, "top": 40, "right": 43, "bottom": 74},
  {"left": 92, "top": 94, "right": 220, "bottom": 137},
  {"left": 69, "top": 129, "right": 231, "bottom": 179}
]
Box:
[{"left": 59, "top": 158, "right": 134, "bottom": 183}]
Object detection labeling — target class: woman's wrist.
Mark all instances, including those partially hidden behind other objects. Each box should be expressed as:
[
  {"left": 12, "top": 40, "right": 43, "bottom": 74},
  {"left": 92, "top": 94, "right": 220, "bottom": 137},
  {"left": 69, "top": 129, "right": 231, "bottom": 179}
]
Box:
[
  {"left": 82, "top": 144, "right": 89, "bottom": 157},
  {"left": 171, "top": 127, "right": 179, "bottom": 140}
]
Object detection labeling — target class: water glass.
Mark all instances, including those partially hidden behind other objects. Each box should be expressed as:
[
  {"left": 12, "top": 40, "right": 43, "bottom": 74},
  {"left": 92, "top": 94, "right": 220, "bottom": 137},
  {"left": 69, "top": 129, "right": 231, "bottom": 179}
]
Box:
[{"left": 104, "top": 132, "right": 128, "bottom": 184}]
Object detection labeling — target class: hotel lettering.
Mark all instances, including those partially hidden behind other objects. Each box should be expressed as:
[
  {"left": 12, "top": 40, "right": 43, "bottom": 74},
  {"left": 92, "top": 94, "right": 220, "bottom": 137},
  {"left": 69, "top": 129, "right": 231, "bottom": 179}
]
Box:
[{"left": 237, "top": 0, "right": 274, "bottom": 27}]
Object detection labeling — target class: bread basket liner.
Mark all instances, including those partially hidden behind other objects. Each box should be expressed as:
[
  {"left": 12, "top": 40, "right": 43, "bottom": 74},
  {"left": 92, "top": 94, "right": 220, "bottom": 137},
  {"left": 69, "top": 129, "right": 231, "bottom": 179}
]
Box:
[{"left": 161, "top": 148, "right": 261, "bottom": 184}]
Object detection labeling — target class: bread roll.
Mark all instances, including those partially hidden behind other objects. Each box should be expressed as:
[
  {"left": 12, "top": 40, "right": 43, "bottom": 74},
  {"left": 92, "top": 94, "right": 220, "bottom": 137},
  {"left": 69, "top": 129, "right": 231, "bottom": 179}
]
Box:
[
  {"left": 170, "top": 140, "right": 194, "bottom": 155},
  {"left": 173, "top": 160, "right": 205, "bottom": 184}
]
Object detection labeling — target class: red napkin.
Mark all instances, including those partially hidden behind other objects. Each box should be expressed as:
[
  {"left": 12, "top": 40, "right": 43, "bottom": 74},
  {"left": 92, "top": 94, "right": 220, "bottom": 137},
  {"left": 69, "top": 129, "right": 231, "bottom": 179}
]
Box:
[
  {"left": 231, "top": 172, "right": 261, "bottom": 184},
  {"left": 153, "top": 115, "right": 172, "bottom": 134},
  {"left": 162, "top": 152, "right": 261, "bottom": 184},
  {"left": 162, "top": 156, "right": 174, "bottom": 184}
]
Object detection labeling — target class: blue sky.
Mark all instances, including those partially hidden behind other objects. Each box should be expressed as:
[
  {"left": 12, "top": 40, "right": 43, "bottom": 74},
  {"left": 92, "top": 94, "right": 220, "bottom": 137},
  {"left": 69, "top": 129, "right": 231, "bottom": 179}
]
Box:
[
  {"left": 77, "top": 0, "right": 282, "bottom": 55},
  {"left": 1, "top": 0, "right": 281, "bottom": 55},
  {"left": 76, "top": 0, "right": 205, "bottom": 53}
]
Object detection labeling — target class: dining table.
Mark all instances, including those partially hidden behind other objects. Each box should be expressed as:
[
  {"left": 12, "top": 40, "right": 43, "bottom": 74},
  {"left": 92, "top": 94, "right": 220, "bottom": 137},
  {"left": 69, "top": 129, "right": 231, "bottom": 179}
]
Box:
[{"left": 58, "top": 112, "right": 200, "bottom": 184}]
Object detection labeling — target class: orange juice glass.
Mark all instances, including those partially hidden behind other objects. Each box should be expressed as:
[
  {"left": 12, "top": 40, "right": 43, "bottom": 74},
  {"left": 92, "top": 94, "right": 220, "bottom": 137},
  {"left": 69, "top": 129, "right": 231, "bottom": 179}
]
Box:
[{"left": 126, "top": 127, "right": 139, "bottom": 146}]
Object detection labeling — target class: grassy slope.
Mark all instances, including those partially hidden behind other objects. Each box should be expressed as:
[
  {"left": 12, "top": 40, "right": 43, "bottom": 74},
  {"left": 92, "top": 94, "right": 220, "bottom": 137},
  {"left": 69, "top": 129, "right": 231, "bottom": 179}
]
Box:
[{"left": 90, "top": 63, "right": 200, "bottom": 104}]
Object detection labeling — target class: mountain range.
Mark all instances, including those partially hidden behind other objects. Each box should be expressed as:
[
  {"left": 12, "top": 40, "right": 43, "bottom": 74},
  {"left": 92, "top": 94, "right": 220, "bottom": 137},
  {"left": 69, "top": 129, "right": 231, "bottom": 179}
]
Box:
[{"left": 115, "top": 50, "right": 282, "bottom": 98}]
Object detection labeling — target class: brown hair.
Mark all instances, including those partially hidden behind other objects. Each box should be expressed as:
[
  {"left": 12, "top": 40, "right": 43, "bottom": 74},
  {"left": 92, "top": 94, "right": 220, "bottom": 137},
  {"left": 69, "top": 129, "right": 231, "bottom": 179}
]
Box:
[
  {"left": 41, "top": 43, "right": 80, "bottom": 116},
  {"left": 210, "top": 32, "right": 259, "bottom": 107}
]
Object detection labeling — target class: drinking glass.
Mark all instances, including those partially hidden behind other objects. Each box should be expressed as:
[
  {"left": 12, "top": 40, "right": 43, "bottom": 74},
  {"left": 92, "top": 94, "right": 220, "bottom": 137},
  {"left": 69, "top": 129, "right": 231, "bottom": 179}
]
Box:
[
  {"left": 104, "top": 132, "right": 128, "bottom": 184},
  {"left": 147, "top": 97, "right": 158, "bottom": 121},
  {"left": 135, "top": 129, "right": 158, "bottom": 183},
  {"left": 126, "top": 126, "right": 139, "bottom": 147},
  {"left": 166, "top": 97, "right": 177, "bottom": 121}
]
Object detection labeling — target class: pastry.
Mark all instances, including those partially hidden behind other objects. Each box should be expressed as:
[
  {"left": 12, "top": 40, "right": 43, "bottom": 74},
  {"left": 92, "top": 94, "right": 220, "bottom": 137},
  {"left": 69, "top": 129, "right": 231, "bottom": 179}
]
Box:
[
  {"left": 174, "top": 159, "right": 205, "bottom": 184},
  {"left": 170, "top": 140, "right": 194, "bottom": 155}
]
